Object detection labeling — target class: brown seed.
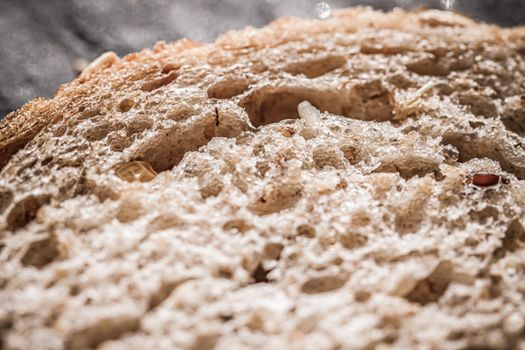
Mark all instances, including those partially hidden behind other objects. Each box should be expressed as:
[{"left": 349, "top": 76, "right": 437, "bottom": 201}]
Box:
[
  {"left": 472, "top": 174, "right": 500, "bottom": 187},
  {"left": 115, "top": 161, "right": 157, "bottom": 183}
]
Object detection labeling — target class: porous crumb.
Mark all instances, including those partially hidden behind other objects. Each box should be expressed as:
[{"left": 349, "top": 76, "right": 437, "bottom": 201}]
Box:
[{"left": 1, "top": 7, "right": 525, "bottom": 350}]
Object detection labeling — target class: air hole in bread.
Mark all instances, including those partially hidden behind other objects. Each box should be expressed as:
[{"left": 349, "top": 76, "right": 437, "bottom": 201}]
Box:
[
  {"left": 134, "top": 122, "right": 216, "bottom": 173},
  {"left": 312, "top": 145, "right": 345, "bottom": 169},
  {"left": 392, "top": 179, "right": 432, "bottom": 235},
  {"left": 65, "top": 315, "right": 140, "bottom": 350},
  {"left": 116, "top": 194, "right": 145, "bottom": 223},
  {"left": 469, "top": 206, "right": 499, "bottom": 224},
  {"left": 407, "top": 54, "right": 450, "bottom": 76},
  {"left": 263, "top": 242, "right": 284, "bottom": 260},
  {"left": 442, "top": 133, "right": 525, "bottom": 180},
  {"left": 360, "top": 42, "right": 411, "bottom": 55},
  {"left": 215, "top": 265, "right": 234, "bottom": 279},
  {"left": 301, "top": 275, "right": 348, "bottom": 294},
  {"left": 296, "top": 224, "right": 316, "bottom": 238},
  {"left": 347, "top": 80, "right": 395, "bottom": 121},
  {"left": 21, "top": 234, "right": 60, "bottom": 268},
  {"left": 284, "top": 55, "right": 346, "bottom": 79},
  {"left": 405, "top": 261, "right": 453, "bottom": 305},
  {"left": 189, "top": 334, "right": 221, "bottom": 350},
  {"left": 6, "top": 194, "right": 50, "bottom": 231},
  {"left": 141, "top": 71, "right": 178, "bottom": 92},
  {"left": 250, "top": 262, "right": 272, "bottom": 283},
  {"left": 118, "top": 98, "right": 135, "bottom": 113},
  {"left": 147, "top": 212, "right": 182, "bottom": 233},
  {"left": 249, "top": 181, "right": 303, "bottom": 215},
  {"left": 240, "top": 82, "right": 394, "bottom": 127},
  {"left": 207, "top": 79, "right": 250, "bottom": 99},
  {"left": 223, "top": 219, "right": 252, "bottom": 233},
  {"left": 199, "top": 174, "right": 224, "bottom": 199},
  {"left": 148, "top": 278, "right": 191, "bottom": 311},
  {"left": 0, "top": 187, "right": 14, "bottom": 215},
  {"left": 502, "top": 95, "right": 525, "bottom": 137},
  {"left": 503, "top": 115, "right": 525, "bottom": 137},
  {"left": 109, "top": 132, "right": 133, "bottom": 152},
  {"left": 373, "top": 160, "right": 439, "bottom": 180},
  {"left": 339, "top": 231, "right": 368, "bottom": 249},
  {"left": 134, "top": 109, "right": 246, "bottom": 173},
  {"left": 125, "top": 116, "right": 153, "bottom": 137},
  {"left": 493, "top": 219, "right": 525, "bottom": 260},
  {"left": 161, "top": 63, "right": 181, "bottom": 75},
  {"left": 240, "top": 87, "right": 346, "bottom": 127},
  {"left": 78, "top": 109, "right": 101, "bottom": 121},
  {"left": 82, "top": 122, "right": 111, "bottom": 142},
  {"left": 457, "top": 93, "right": 497, "bottom": 118},
  {"left": 340, "top": 144, "right": 359, "bottom": 165}
]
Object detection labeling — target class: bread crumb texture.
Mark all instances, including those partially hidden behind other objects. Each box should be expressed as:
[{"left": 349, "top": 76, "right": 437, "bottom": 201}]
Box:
[{"left": 2, "top": 7, "right": 525, "bottom": 350}]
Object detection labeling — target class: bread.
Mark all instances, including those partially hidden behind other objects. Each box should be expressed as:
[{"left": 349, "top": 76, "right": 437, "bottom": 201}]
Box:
[{"left": 1, "top": 6, "right": 525, "bottom": 350}]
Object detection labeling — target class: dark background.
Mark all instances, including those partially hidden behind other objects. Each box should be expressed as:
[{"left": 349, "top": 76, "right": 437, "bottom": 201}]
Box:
[{"left": 1, "top": 0, "right": 524, "bottom": 119}]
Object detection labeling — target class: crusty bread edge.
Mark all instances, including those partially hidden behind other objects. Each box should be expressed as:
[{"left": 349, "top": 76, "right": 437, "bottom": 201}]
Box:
[{"left": 0, "top": 6, "right": 523, "bottom": 171}]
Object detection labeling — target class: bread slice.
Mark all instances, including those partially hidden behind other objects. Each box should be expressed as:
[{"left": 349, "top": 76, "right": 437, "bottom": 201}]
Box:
[{"left": 2, "top": 7, "right": 525, "bottom": 350}]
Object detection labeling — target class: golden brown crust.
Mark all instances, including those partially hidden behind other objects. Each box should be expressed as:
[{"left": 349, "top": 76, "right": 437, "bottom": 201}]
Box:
[
  {"left": 1, "top": 8, "right": 523, "bottom": 171},
  {"left": 0, "top": 39, "right": 202, "bottom": 171},
  {"left": 0, "top": 99, "right": 50, "bottom": 169}
]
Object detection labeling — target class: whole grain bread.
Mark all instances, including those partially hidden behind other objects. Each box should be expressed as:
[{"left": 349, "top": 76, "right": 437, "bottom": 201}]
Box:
[{"left": 1, "top": 7, "right": 525, "bottom": 350}]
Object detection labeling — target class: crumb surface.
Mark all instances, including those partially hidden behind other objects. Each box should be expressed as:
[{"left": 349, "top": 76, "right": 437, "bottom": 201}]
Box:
[{"left": 1, "top": 7, "right": 525, "bottom": 350}]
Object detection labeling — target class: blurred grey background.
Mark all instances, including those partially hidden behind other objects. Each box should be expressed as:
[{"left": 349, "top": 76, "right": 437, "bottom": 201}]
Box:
[{"left": 1, "top": 0, "right": 524, "bottom": 119}]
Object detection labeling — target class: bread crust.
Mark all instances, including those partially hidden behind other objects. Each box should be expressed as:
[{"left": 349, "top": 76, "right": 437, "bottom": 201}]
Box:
[{"left": 2, "top": 8, "right": 523, "bottom": 169}]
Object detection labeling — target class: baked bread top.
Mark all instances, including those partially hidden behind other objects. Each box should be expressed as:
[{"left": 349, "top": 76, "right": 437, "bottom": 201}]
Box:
[{"left": 1, "top": 7, "right": 525, "bottom": 350}]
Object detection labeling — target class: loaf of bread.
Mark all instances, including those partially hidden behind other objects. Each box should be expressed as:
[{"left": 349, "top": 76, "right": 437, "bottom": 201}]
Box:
[{"left": 1, "top": 7, "right": 525, "bottom": 350}]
